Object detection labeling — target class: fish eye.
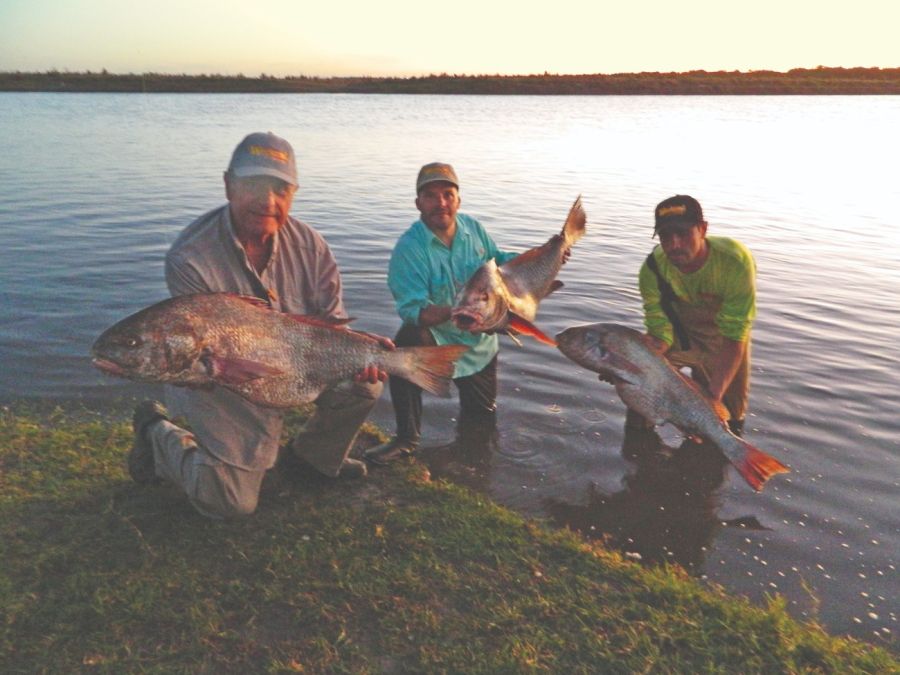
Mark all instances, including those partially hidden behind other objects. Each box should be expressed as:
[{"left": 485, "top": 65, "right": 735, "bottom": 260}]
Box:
[{"left": 119, "top": 335, "right": 142, "bottom": 348}]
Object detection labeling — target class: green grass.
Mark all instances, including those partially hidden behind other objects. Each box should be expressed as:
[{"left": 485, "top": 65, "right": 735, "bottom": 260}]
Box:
[{"left": 1, "top": 405, "right": 897, "bottom": 673}]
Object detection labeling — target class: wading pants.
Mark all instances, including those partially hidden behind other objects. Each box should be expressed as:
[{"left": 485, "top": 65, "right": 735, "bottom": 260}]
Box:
[
  {"left": 666, "top": 299, "right": 751, "bottom": 423},
  {"left": 388, "top": 323, "right": 497, "bottom": 444}
]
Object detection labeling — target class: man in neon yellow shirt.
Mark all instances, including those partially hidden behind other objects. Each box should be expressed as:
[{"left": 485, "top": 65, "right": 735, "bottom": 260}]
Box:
[{"left": 638, "top": 195, "right": 756, "bottom": 435}]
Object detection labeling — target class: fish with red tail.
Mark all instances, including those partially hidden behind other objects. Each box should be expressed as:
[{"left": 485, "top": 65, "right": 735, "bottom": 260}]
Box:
[
  {"left": 92, "top": 293, "right": 468, "bottom": 408},
  {"left": 555, "top": 323, "right": 789, "bottom": 492},
  {"left": 451, "top": 196, "right": 586, "bottom": 346}
]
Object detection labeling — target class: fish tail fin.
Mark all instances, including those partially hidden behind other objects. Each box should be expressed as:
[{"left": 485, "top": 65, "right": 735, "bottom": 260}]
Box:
[
  {"left": 561, "top": 195, "right": 587, "bottom": 246},
  {"left": 735, "top": 440, "right": 790, "bottom": 492},
  {"left": 393, "top": 344, "right": 469, "bottom": 397}
]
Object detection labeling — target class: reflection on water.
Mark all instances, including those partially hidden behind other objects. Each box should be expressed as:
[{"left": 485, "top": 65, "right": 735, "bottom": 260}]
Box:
[
  {"left": 1, "top": 93, "right": 897, "bottom": 651},
  {"left": 546, "top": 427, "right": 739, "bottom": 572}
]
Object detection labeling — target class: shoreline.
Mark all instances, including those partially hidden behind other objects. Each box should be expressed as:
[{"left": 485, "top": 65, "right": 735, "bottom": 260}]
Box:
[
  {"left": 3, "top": 67, "right": 900, "bottom": 95},
  {"left": 1, "top": 404, "right": 898, "bottom": 669}
]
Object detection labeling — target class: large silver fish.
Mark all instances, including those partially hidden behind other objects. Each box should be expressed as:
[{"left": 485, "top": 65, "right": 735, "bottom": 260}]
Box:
[
  {"left": 556, "top": 323, "right": 789, "bottom": 491},
  {"left": 92, "top": 293, "right": 467, "bottom": 408},
  {"left": 451, "top": 196, "right": 586, "bottom": 346}
]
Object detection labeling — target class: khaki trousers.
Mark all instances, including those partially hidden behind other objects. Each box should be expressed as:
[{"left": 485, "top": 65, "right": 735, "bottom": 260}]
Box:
[{"left": 148, "top": 380, "right": 381, "bottom": 519}]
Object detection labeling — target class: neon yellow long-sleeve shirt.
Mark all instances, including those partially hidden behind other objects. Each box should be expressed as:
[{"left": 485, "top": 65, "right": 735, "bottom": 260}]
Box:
[{"left": 639, "top": 236, "right": 756, "bottom": 347}]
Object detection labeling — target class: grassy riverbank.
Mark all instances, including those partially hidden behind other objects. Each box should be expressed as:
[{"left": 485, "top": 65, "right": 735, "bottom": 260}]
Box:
[
  {"left": 3, "top": 67, "right": 900, "bottom": 95},
  {"left": 1, "top": 406, "right": 896, "bottom": 673}
]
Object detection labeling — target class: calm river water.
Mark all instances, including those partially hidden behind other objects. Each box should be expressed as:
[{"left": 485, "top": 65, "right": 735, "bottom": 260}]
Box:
[{"left": 0, "top": 92, "right": 897, "bottom": 650}]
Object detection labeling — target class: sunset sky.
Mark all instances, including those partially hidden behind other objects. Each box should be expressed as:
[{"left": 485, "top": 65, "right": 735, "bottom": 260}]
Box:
[{"left": 1, "top": 0, "right": 896, "bottom": 77}]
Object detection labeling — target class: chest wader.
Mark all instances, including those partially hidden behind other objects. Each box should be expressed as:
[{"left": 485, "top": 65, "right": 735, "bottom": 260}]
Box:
[{"left": 666, "top": 297, "right": 751, "bottom": 426}]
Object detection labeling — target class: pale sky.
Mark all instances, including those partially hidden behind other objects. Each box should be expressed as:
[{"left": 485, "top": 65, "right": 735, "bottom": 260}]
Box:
[{"left": 1, "top": 0, "right": 897, "bottom": 77}]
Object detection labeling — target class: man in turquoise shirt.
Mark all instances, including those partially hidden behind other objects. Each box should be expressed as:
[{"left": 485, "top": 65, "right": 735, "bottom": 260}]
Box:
[{"left": 365, "top": 162, "right": 517, "bottom": 464}]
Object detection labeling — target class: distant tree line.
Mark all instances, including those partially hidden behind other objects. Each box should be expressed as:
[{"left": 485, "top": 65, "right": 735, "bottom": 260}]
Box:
[{"left": 2, "top": 67, "right": 900, "bottom": 94}]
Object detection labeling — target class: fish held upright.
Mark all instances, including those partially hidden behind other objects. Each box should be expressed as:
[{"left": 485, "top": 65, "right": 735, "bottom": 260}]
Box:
[{"left": 451, "top": 196, "right": 586, "bottom": 346}]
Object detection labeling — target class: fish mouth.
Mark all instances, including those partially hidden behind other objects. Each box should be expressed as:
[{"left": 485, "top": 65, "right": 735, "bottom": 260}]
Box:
[
  {"left": 451, "top": 309, "right": 484, "bottom": 331},
  {"left": 92, "top": 357, "right": 129, "bottom": 377}
]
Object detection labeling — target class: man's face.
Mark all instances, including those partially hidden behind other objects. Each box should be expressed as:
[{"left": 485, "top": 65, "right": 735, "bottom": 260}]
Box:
[
  {"left": 415, "top": 181, "right": 460, "bottom": 233},
  {"left": 658, "top": 220, "right": 708, "bottom": 272},
  {"left": 225, "top": 174, "right": 296, "bottom": 240}
]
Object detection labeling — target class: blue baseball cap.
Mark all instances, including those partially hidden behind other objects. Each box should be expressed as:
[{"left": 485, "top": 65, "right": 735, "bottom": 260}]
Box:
[{"left": 227, "top": 132, "right": 298, "bottom": 187}]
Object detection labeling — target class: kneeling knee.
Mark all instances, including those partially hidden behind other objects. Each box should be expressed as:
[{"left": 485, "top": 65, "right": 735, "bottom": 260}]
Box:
[
  {"left": 189, "top": 470, "right": 261, "bottom": 519},
  {"left": 192, "top": 494, "right": 259, "bottom": 519}
]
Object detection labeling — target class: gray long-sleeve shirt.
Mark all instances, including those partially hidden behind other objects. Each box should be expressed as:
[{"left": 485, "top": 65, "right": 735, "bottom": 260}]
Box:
[{"left": 163, "top": 205, "right": 346, "bottom": 470}]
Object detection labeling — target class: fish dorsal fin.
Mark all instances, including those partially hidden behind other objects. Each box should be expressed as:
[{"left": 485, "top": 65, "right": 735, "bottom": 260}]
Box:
[
  {"left": 507, "top": 314, "right": 557, "bottom": 346},
  {"left": 505, "top": 243, "right": 551, "bottom": 268},
  {"left": 677, "top": 371, "right": 730, "bottom": 422},
  {"left": 285, "top": 314, "right": 355, "bottom": 329},
  {"left": 709, "top": 398, "right": 730, "bottom": 423},
  {"left": 231, "top": 294, "right": 273, "bottom": 309}
]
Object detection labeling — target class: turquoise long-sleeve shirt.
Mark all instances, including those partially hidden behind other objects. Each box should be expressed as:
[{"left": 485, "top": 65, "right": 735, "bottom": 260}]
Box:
[{"left": 388, "top": 214, "right": 517, "bottom": 378}]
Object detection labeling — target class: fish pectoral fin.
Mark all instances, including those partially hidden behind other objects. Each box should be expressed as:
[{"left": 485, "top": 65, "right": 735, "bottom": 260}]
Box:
[
  {"left": 610, "top": 372, "right": 637, "bottom": 386},
  {"left": 546, "top": 280, "right": 564, "bottom": 296},
  {"left": 202, "top": 354, "right": 284, "bottom": 385},
  {"left": 502, "top": 329, "right": 524, "bottom": 347},
  {"left": 602, "top": 351, "right": 643, "bottom": 377},
  {"left": 507, "top": 314, "right": 557, "bottom": 347}
]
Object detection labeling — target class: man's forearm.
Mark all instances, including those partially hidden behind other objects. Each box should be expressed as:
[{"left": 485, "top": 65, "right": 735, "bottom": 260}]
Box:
[
  {"left": 708, "top": 338, "right": 747, "bottom": 401},
  {"left": 418, "top": 304, "right": 452, "bottom": 328}
]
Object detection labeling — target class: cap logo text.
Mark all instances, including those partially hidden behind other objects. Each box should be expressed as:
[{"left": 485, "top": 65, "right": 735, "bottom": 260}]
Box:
[
  {"left": 248, "top": 145, "right": 289, "bottom": 164},
  {"left": 658, "top": 205, "right": 687, "bottom": 218}
]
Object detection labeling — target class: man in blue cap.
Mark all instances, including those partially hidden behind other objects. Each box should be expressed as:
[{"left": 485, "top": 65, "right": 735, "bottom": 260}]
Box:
[{"left": 129, "top": 132, "right": 392, "bottom": 518}]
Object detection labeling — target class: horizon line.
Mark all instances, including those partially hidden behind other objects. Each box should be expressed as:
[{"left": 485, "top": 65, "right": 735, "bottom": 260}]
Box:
[{"left": 4, "top": 65, "right": 900, "bottom": 80}]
